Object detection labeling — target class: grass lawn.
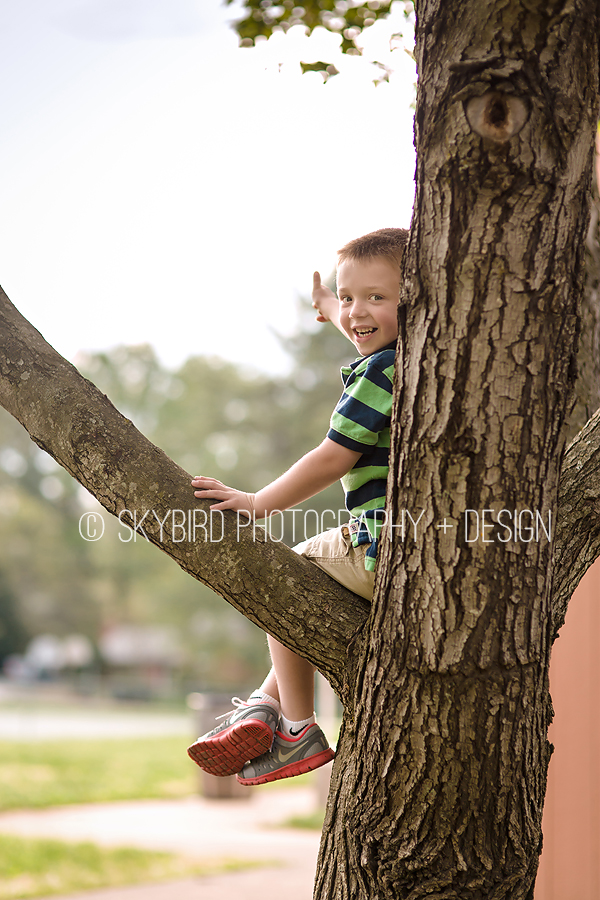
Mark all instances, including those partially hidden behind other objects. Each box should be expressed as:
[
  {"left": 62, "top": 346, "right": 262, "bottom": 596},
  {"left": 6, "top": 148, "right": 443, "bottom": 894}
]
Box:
[
  {"left": 0, "top": 736, "right": 197, "bottom": 809},
  {"left": 0, "top": 833, "right": 259, "bottom": 899},
  {"left": 280, "top": 809, "right": 325, "bottom": 830}
]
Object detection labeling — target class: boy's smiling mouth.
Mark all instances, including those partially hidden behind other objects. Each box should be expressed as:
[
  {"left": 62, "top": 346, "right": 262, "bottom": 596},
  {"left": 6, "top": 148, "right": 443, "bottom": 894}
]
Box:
[{"left": 353, "top": 326, "right": 378, "bottom": 339}]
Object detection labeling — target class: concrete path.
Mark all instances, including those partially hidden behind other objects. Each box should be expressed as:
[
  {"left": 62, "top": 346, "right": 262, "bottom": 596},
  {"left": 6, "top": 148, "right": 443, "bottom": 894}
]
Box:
[{"left": 0, "top": 786, "right": 324, "bottom": 900}]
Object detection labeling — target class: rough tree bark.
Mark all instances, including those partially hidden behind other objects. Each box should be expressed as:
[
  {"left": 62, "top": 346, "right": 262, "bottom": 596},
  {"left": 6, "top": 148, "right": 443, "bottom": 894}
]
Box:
[
  {"left": 567, "top": 131, "right": 600, "bottom": 440},
  {"left": 0, "top": 0, "right": 599, "bottom": 898}
]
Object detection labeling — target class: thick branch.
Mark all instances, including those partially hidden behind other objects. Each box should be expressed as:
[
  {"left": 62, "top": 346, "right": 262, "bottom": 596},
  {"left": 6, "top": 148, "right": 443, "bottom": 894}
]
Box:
[
  {"left": 552, "top": 406, "right": 600, "bottom": 635},
  {"left": 567, "top": 134, "right": 600, "bottom": 439},
  {"left": 0, "top": 286, "right": 369, "bottom": 700}
]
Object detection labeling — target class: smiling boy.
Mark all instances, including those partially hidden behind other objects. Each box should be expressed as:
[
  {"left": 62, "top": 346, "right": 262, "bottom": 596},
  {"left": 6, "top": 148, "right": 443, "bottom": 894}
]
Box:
[{"left": 187, "top": 227, "right": 408, "bottom": 785}]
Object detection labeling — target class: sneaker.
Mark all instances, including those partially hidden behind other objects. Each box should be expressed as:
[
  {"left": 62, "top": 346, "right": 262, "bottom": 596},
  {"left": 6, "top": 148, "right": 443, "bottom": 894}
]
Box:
[
  {"left": 187, "top": 698, "right": 279, "bottom": 777},
  {"left": 236, "top": 723, "right": 335, "bottom": 785}
]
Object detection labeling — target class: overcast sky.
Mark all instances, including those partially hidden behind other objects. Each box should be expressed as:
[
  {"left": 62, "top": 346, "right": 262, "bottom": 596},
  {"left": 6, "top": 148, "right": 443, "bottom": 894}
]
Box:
[{"left": 0, "top": 0, "right": 416, "bottom": 374}]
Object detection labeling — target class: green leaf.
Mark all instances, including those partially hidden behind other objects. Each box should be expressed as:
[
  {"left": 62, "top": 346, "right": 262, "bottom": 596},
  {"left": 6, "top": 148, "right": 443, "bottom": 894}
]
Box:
[{"left": 299, "top": 61, "right": 340, "bottom": 81}]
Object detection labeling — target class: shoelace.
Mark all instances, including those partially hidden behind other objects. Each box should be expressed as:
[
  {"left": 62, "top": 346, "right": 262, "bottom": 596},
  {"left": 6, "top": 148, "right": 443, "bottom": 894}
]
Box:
[{"left": 215, "top": 697, "right": 247, "bottom": 721}]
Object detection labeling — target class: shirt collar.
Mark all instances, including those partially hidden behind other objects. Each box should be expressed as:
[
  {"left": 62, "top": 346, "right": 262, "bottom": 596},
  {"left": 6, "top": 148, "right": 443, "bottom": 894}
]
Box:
[{"left": 348, "top": 339, "right": 397, "bottom": 370}]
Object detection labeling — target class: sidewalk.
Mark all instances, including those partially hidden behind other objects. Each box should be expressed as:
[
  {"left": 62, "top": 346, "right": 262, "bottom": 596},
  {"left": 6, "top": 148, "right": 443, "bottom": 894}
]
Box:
[{"left": 0, "top": 784, "right": 325, "bottom": 900}]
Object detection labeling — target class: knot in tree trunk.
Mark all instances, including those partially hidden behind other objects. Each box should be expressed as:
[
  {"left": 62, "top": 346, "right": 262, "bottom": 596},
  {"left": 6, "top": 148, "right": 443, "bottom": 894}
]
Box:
[{"left": 465, "top": 90, "right": 529, "bottom": 143}]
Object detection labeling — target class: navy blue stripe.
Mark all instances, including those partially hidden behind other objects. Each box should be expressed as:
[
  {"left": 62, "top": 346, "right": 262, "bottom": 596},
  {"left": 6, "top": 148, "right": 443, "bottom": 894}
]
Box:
[
  {"left": 335, "top": 394, "right": 391, "bottom": 435},
  {"left": 361, "top": 364, "right": 394, "bottom": 395},
  {"left": 327, "top": 428, "right": 368, "bottom": 454},
  {"left": 352, "top": 447, "right": 389, "bottom": 469},
  {"left": 376, "top": 348, "right": 396, "bottom": 366},
  {"left": 346, "top": 479, "right": 388, "bottom": 510}
]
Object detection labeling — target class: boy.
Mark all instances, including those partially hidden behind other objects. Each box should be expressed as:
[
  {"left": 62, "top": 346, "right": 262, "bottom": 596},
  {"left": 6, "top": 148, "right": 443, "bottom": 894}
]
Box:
[{"left": 187, "top": 227, "right": 408, "bottom": 785}]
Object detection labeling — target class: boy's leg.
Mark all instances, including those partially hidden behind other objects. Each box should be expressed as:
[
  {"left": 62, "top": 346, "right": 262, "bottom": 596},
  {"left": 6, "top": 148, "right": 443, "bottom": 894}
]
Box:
[
  {"left": 237, "top": 527, "right": 370, "bottom": 784},
  {"left": 263, "top": 636, "right": 315, "bottom": 721},
  {"left": 186, "top": 640, "right": 314, "bottom": 779},
  {"left": 236, "top": 632, "right": 334, "bottom": 786},
  {"left": 191, "top": 527, "right": 363, "bottom": 782}
]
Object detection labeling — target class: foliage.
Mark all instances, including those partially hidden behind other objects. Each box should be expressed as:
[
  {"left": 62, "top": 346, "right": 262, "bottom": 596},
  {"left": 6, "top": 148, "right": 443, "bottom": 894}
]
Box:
[
  {"left": 229, "top": 0, "right": 395, "bottom": 54},
  {"left": 228, "top": 0, "right": 414, "bottom": 78},
  {"left": 0, "top": 833, "right": 254, "bottom": 900}
]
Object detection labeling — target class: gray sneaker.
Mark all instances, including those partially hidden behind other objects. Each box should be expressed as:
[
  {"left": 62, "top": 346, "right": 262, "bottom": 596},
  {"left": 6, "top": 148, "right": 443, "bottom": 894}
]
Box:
[
  {"left": 236, "top": 723, "right": 335, "bottom": 785},
  {"left": 187, "top": 698, "right": 279, "bottom": 777}
]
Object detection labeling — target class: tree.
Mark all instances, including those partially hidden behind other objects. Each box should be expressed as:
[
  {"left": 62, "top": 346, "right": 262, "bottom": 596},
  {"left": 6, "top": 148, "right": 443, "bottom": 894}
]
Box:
[
  {"left": 1, "top": 0, "right": 600, "bottom": 897},
  {"left": 226, "top": 0, "right": 400, "bottom": 57}
]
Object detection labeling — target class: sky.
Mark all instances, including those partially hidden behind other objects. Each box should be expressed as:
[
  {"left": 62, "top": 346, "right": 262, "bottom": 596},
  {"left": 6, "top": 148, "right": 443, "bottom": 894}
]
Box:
[{"left": 0, "top": 0, "right": 417, "bottom": 375}]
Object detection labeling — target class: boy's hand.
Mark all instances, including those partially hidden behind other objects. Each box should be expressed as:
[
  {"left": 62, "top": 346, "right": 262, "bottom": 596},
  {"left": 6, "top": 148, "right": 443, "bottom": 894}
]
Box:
[
  {"left": 312, "top": 271, "right": 338, "bottom": 323},
  {"left": 193, "top": 439, "right": 361, "bottom": 520},
  {"left": 192, "top": 476, "right": 255, "bottom": 518}
]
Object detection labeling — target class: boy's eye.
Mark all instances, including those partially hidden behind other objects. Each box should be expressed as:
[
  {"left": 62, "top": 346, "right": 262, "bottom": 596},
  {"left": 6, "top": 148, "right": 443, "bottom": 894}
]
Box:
[
  {"left": 370, "top": 294, "right": 384, "bottom": 302},
  {"left": 340, "top": 296, "right": 352, "bottom": 303}
]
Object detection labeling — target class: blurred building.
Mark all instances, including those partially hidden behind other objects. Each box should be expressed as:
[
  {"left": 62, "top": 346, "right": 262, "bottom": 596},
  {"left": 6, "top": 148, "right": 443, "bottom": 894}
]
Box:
[
  {"left": 4, "top": 632, "right": 94, "bottom": 681},
  {"left": 99, "top": 624, "right": 184, "bottom": 700}
]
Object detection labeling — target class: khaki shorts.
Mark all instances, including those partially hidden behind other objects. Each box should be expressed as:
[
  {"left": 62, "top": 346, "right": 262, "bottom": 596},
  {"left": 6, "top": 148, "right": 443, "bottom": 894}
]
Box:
[{"left": 293, "top": 525, "right": 375, "bottom": 601}]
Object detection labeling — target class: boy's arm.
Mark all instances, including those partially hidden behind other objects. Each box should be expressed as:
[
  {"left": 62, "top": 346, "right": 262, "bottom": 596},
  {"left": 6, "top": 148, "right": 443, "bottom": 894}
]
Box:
[
  {"left": 312, "top": 271, "right": 348, "bottom": 339},
  {"left": 192, "top": 437, "right": 361, "bottom": 518}
]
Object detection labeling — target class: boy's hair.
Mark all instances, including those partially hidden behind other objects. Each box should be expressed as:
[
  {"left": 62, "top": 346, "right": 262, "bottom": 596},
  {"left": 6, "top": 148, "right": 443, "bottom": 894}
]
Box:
[{"left": 337, "top": 227, "right": 409, "bottom": 271}]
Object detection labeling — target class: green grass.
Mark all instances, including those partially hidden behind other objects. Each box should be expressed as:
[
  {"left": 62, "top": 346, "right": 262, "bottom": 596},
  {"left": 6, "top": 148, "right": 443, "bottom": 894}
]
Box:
[
  {"left": 0, "top": 833, "right": 258, "bottom": 899},
  {"left": 260, "top": 769, "right": 316, "bottom": 790},
  {"left": 0, "top": 736, "right": 197, "bottom": 810},
  {"left": 280, "top": 809, "right": 325, "bottom": 830}
]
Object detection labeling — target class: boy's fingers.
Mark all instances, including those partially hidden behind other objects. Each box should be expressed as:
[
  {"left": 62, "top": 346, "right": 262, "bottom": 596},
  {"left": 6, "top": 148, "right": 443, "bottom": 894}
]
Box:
[
  {"left": 213, "top": 503, "right": 251, "bottom": 517},
  {"left": 193, "top": 489, "right": 229, "bottom": 499},
  {"left": 313, "top": 271, "right": 321, "bottom": 290},
  {"left": 206, "top": 499, "right": 252, "bottom": 518}
]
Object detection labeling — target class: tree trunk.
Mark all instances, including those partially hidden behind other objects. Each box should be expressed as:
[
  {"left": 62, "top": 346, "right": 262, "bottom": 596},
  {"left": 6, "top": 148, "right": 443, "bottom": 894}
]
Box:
[{"left": 314, "top": 1, "right": 599, "bottom": 898}]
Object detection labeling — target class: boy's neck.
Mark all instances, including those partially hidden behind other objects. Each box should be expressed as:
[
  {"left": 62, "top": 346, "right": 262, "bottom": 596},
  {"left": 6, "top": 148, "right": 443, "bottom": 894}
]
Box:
[{"left": 358, "top": 339, "right": 397, "bottom": 358}]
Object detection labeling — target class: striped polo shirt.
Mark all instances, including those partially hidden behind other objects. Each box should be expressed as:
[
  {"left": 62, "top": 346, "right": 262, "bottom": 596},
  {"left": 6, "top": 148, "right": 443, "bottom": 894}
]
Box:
[{"left": 327, "top": 341, "right": 396, "bottom": 571}]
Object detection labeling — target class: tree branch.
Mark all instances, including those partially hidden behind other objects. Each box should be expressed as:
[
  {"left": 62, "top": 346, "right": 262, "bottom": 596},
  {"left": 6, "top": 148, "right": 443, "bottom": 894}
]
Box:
[
  {"left": 552, "top": 405, "right": 600, "bottom": 636},
  {"left": 0, "top": 286, "right": 369, "bottom": 700}
]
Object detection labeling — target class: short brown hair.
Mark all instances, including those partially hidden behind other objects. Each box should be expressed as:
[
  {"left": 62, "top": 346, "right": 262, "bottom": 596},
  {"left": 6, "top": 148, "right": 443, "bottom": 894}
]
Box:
[{"left": 337, "top": 227, "right": 409, "bottom": 271}]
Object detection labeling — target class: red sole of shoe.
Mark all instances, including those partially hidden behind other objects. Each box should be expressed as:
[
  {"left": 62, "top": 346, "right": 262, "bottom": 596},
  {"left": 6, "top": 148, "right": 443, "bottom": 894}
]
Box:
[
  {"left": 236, "top": 747, "right": 335, "bottom": 786},
  {"left": 187, "top": 719, "right": 274, "bottom": 777}
]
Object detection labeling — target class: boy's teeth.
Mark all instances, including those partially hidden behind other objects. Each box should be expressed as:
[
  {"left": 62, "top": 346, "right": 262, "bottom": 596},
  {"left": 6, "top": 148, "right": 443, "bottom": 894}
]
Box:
[{"left": 356, "top": 328, "right": 376, "bottom": 335}]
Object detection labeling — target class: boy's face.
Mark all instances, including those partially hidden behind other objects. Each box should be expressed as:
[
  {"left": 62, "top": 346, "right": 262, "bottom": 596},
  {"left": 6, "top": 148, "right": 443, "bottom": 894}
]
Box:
[{"left": 336, "top": 256, "right": 400, "bottom": 356}]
